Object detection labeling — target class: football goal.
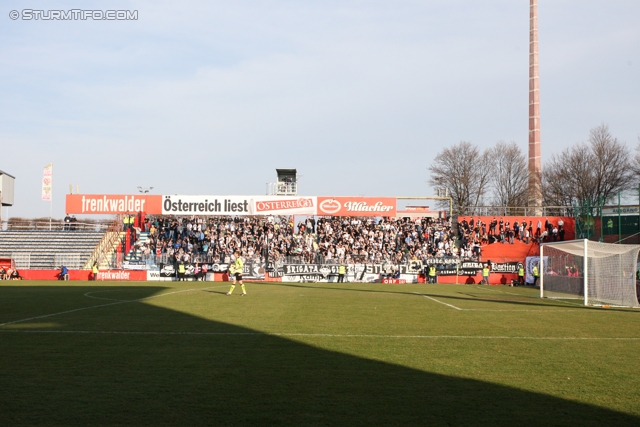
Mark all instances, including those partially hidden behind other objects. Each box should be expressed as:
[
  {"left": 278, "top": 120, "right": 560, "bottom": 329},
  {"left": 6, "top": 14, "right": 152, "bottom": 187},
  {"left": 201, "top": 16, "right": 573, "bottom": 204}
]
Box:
[{"left": 540, "top": 239, "right": 640, "bottom": 308}]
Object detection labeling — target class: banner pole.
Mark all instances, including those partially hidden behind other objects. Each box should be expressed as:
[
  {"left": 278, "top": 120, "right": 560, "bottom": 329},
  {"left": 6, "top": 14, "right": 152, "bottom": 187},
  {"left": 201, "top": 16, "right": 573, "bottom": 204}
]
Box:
[{"left": 50, "top": 163, "right": 53, "bottom": 231}]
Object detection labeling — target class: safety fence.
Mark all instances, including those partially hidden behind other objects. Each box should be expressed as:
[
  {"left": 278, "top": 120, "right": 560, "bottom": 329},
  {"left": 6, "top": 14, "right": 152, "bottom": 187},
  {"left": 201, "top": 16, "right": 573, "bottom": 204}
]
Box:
[
  {"left": 9, "top": 252, "right": 86, "bottom": 270},
  {"left": 458, "top": 206, "right": 573, "bottom": 217},
  {"left": 2, "top": 219, "right": 114, "bottom": 232}
]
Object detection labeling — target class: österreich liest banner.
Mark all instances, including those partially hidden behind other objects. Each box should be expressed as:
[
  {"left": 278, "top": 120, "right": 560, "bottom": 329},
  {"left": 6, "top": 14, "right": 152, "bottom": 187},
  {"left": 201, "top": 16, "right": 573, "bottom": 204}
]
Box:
[
  {"left": 317, "top": 197, "right": 396, "bottom": 217},
  {"left": 162, "top": 195, "right": 251, "bottom": 215}
]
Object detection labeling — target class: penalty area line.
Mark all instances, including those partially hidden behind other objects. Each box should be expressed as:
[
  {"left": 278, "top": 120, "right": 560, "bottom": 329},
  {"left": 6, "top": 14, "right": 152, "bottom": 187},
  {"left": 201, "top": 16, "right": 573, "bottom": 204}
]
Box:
[
  {"left": 0, "top": 329, "right": 639, "bottom": 341},
  {"left": 414, "top": 292, "right": 462, "bottom": 310},
  {"left": 414, "top": 292, "right": 576, "bottom": 312}
]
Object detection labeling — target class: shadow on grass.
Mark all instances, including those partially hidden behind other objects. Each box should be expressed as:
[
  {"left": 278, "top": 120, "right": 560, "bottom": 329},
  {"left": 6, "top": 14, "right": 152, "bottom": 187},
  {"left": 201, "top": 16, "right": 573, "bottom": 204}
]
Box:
[{"left": 0, "top": 285, "right": 638, "bottom": 426}]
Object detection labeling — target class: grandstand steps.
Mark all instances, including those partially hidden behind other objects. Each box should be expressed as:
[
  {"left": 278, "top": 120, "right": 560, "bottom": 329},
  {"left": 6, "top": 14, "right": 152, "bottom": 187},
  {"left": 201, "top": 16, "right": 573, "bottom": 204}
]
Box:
[
  {"left": 480, "top": 239, "right": 540, "bottom": 263},
  {"left": 0, "top": 230, "right": 105, "bottom": 270},
  {"left": 83, "top": 231, "right": 126, "bottom": 270},
  {"left": 125, "top": 232, "right": 149, "bottom": 262}
]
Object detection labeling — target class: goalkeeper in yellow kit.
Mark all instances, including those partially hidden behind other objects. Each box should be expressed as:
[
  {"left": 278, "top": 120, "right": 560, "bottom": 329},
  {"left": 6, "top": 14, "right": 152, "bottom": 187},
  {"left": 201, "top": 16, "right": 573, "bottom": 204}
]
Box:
[{"left": 226, "top": 250, "right": 246, "bottom": 296}]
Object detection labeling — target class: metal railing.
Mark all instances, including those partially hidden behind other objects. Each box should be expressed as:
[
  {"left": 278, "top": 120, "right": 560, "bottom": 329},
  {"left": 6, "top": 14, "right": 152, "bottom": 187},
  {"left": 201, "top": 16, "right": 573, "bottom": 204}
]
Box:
[
  {"left": 54, "top": 253, "right": 83, "bottom": 270},
  {"left": 11, "top": 253, "right": 31, "bottom": 269},
  {"left": 1, "top": 220, "right": 114, "bottom": 232},
  {"left": 266, "top": 182, "right": 297, "bottom": 196},
  {"left": 84, "top": 217, "right": 124, "bottom": 269},
  {"left": 457, "top": 206, "right": 573, "bottom": 217}
]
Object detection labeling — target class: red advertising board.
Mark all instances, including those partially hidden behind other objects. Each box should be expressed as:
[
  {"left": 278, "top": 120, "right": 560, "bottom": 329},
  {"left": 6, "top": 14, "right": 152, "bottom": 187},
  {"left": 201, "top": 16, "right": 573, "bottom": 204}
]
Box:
[
  {"left": 317, "top": 197, "right": 396, "bottom": 217},
  {"left": 66, "top": 194, "right": 162, "bottom": 214},
  {"left": 66, "top": 194, "right": 396, "bottom": 217},
  {"left": 17, "top": 270, "right": 147, "bottom": 281}
]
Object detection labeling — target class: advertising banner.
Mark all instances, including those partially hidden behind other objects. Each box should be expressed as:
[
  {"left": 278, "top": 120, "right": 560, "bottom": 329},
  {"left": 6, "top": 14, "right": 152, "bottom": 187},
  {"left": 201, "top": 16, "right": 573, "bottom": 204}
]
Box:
[
  {"left": 66, "top": 194, "right": 162, "bottom": 214},
  {"left": 435, "top": 261, "right": 522, "bottom": 276},
  {"left": 162, "top": 195, "right": 251, "bottom": 215},
  {"left": 122, "top": 261, "right": 149, "bottom": 270},
  {"left": 96, "top": 270, "right": 147, "bottom": 281},
  {"left": 64, "top": 194, "right": 400, "bottom": 217},
  {"left": 317, "top": 197, "right": 396, "bottom": 217},
  {"left": 155, "top": 262, "right": 265, "bottom": 280},
  {"left": 252, "top": 196, "right": 317, "bottom": 216},
  {"left": 525, "top": 256, "right": 546, "bottom": 284},
  {"left": 42, "top": 163, "right": 53, "bottom": 201},
  {"left": 267, "top": 262, "right": 419, "bottom": 283}
]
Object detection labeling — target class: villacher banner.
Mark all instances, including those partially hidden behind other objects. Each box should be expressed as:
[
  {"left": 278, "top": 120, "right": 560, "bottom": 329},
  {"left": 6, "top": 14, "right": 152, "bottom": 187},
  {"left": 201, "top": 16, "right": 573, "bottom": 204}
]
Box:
[{"left": 317, "top": 197, "right": 396, "bottom": 217}]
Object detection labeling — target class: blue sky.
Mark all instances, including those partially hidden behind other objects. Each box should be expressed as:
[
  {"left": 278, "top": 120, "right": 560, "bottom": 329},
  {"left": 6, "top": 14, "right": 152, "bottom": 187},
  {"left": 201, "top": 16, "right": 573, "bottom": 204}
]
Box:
[{"left": 1, "top": 0, "right": 639, "bottom": 219}]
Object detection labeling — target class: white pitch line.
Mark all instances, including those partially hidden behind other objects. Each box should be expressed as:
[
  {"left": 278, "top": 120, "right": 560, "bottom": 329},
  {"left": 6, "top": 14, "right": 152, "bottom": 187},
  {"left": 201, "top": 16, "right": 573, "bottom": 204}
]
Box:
[
  {"left": 0, "top": 285, "right": 226, "bottom": 326},
  {"left": 84, "top": 290, "right": 129, "bottom": 302},
  {"left": 415, "top": 291, "right": 578, "bottom": 312},
  {"left": 414, "top": 293, "right": 463, "bottom": 310},
  {"left": 1, "top": 329, "right": 639, "bottom": 341},
  {"left": 468, "top": 286, "right": 597, "bottom": 308},
  {"left": 462, "top": 309, "right": 576, "bottom": 312}
]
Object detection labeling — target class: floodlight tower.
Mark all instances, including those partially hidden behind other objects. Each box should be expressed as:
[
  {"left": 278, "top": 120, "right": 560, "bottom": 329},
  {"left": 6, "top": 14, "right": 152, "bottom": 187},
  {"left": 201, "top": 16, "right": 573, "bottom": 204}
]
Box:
[{"left": 528, "top": 0, "right": 542, "bottom": 215}]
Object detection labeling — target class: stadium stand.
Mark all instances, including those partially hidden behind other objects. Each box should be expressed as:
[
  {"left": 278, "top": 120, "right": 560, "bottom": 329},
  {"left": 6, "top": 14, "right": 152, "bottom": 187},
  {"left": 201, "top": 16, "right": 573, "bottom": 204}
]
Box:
[
  {"left": 0, "top": 230, "right": 105, "bottom": 270},
  {"left": 142, "top": 215, "right": 463, "bottom": 266}
]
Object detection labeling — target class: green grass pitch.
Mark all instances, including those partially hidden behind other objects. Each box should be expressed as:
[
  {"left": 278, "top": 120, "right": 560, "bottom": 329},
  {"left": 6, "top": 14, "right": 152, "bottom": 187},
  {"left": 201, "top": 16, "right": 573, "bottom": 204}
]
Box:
[{"left": 1, "top": 280, "right": 640, "bottom": 426}]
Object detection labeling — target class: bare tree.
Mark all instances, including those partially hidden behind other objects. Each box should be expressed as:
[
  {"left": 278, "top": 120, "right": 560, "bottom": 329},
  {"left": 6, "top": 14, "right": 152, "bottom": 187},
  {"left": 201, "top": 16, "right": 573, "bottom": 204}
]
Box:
[
  {"left": 428, "top": 141, "right": 493, "bottom": 216},
  {"left": 489, "top": 141, "right": 528, "bottom": 214},
  {"left": 632, "top": 136, "right": 640, "bottom": 179},
  {"left": 542, "top": 124, "right": 633, "bottom": 211}
]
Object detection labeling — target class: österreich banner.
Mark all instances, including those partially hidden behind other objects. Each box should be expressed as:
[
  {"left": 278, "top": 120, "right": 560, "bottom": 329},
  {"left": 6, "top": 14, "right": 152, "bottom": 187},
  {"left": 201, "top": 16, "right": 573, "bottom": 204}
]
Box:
[
  {"left": 317, "top": 197, "right": 396, "bottom": 217},
  {"left": 252, "top": 196, "right": 317, "bottom": 215}
]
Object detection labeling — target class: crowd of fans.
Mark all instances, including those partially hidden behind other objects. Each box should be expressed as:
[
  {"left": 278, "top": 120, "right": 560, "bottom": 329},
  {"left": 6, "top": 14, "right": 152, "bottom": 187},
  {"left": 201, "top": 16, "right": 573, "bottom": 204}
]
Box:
[
  {"left": 137, "top": 215, "right": 461, "bottom": 265},
  {"left": 457, "top": 216, "right": 566, "bottom": 256}
]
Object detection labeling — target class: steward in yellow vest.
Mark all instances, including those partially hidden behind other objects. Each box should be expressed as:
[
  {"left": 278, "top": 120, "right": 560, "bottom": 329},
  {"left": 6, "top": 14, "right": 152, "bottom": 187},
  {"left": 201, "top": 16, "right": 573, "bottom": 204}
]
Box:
[
  {"left": 517, "top": 266, "right": 525, "bottom": 286},
  {"left": 178, "top": 261, "right": 186, "bottom": 281},
  {"left": 482, "top": 266, "right": 490, "bottom": 284},
  {"left": 338, "top": 264, "right": 346, "bottom": 283},
  {"left": 428, "top": 266, "right": 437, "bottom": 284}
]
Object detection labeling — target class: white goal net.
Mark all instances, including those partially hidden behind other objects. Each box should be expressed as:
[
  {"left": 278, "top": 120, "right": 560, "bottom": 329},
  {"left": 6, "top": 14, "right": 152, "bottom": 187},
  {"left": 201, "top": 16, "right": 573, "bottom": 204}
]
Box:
[{"left": 540, "top": 239, "right": 640, "bottom": 308}]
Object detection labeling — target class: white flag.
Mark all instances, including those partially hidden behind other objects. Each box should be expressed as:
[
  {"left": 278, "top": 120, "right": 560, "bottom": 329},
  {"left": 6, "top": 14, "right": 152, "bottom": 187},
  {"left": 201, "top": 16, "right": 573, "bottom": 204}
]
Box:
[{"left": 42, "top": 163, "right": 53, "bottom": 201}]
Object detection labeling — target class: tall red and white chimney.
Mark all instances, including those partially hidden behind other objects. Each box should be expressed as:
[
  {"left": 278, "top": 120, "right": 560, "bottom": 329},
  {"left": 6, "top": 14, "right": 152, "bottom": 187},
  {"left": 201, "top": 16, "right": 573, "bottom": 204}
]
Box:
[{"left": 528, "top": 0, "right": 542, "bottom": 214}]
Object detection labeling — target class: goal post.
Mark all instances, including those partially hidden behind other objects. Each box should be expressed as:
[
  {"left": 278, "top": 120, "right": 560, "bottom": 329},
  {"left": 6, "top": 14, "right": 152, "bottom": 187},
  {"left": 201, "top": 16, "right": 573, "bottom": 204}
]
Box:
[{"left": 540, "top": 239, "right": 640, "bottom": 308}]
